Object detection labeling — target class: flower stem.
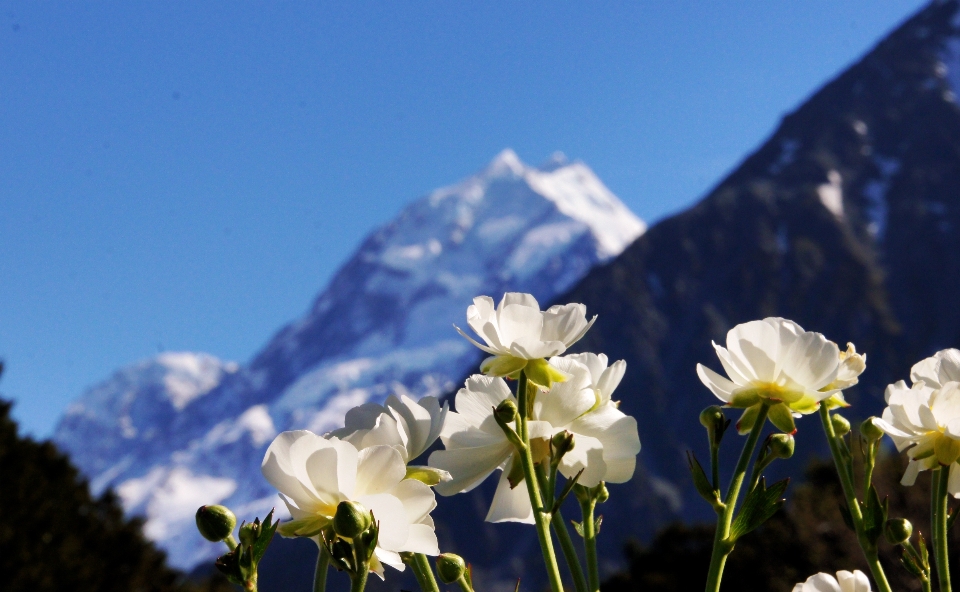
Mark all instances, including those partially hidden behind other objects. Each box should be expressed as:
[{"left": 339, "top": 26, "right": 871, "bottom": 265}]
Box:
[
  {"left": 313, "top": 545, "right": 330, "bottom": 592},
  {"left": 579, "top": 495, "right": 600, "bottom": 592},
  {"left": 223, "top": 534, "right": 238, "bottom": 552},
  {"left": 536, "top": 463, "right": 587, "bottom": 592},
  {"left": 349, "top": 568, "right": 369, "bottom": 592},
  {"left": 933, "top": 466, "right": 952, "bottom": 592},
  {"left": 454, "top": 575, "right": 475, "bottom": 592},
  {"left": 704, "top": 402, "right": 769, "bottom": 592},
  {"left": 516, "top": 371, "right": 566, "bottom": 592},
  {"left": 818, "top": 406, "right": 892, "bottom": 592},
  {"left": 411, "top": 553, "right": 441, "bottom": 592}
]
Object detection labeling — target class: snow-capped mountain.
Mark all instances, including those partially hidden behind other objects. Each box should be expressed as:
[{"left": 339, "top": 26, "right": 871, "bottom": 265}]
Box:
[{"left": 54, "top": 149, "right": 644, "bottom": 569}]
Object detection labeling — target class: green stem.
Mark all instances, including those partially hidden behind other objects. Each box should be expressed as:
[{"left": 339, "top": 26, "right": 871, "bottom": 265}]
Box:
[
  {"left": 818, "top": 406, "right": 892, "bottom": 592},
  {"left": 903, "top": 541, "right": 932, "bottom": 592},
  {"left": 455, "top": 575, "right": 474, "bottom": 592},
  {"left": 223, "top": 534, "right": 238, "bottom": 552},
  {"left": 704, "top": 403, "right": 769, "bottom": 592},
  {"left": 350, "top": 567, "right": 369, "bottom": 592},
  {"left": 537, "top": 464, "right": 588, "bottom": 592},
  {"left": 516, "top": 371, "right": 565, "bottom": 592},
  {"left": 711, "top": 443, "right": 720, "bottom": 491},
  {"left": 579, "top": 496, "right": 600, "bottom": 592},
  {"left": 412, "top": 553, "right": 441, "bottom": 592},
  {"left": 313, "top": 545, "right": 330, "bottom": 592},
  {"left": 934, "top": 467, "right": 952, "bottom": 592}
]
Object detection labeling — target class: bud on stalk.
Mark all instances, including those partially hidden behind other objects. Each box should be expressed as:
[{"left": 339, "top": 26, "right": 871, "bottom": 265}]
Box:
[
  {"left": 699, "top": 405, "right": 728, "bottom": 448},
  {"left": 333, "top": 501, "right": 373, "bottom": 539},
  {"left": 767, "top": 433, "right": 795, "bottom": 460},
  {"left": 436, "top": 553, "right": 467, "bottom": 583},
  {"left": 884, "top": 518, "right": 913, "bottom": 545},
  {"left": 196, "top": 505, "right": 237, "bottom": 542},
  {"left": 832, "top": 413, "right": 851, "bottom": 437},
  {"left": 861, "top": 417, "right": 884, "bottom": 442}
]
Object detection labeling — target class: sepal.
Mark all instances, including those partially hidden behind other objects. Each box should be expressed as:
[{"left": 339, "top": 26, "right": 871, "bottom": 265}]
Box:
[
  {"left": 728, "top": 477, "right": 789, "bottom": 541},
  {"left": 687, "top": 451, "right": 724, "bottom": 513}
]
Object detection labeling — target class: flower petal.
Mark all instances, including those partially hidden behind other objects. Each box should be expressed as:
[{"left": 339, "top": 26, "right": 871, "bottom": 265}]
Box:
[
  {"left": 485, "top": 464, "right": 534, "bottom": 524},
  {"left": 356, "top": 445, "right": 406, "bottom": 495},
  {"left": 429, "top": 441, "right": 513, "bottom": 496},
  {"left": 697, "top": 364, "right": 738, "bottom": 403}
]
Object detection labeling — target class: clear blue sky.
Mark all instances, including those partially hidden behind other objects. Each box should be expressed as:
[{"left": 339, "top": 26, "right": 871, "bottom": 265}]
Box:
[{"left": 0, "top": 1, "right": 928, "bottom": 436}]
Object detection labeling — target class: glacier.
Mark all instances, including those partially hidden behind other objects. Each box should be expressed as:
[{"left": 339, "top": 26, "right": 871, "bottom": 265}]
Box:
[{"left": 54, "top": 149, "right": 645, "bottom": 568}]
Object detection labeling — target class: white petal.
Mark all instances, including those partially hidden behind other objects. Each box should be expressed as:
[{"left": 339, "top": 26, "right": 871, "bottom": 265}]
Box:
[
  {"left": 455, "top": 375, "right": 513, "bottom": 427},
  {"left": 538, "top": 359, "right": 596, "bottom": 426},
  {"left": 356, "top": 492, "right": 409, "bottom": 551},
  {"left": 597, "top": 359, "right": 626, "bottom": 402},
  {"left": 558, "top": 433, "right": 606, "bottom": 487},
  {"left": 497, "top": 303, "right": 544, "bottom": 348},
  {"left": 391, "top": 478, "right": 437, "bottom": 524},
  {"left": 726, "top": 320, "right": 782, "bottom": 382},
  {"left": 373, "top": 548, "right": 405, "bottom": 576},
  {"left": 902, "top": 460, "right": 921, "bottom": 486},
  {"left": 356, "top": 446, "right": 406, "bottom": 495},
  {"left": 500, "top": 292, "right": 540, "bottom": 309},
  {"left": 778, "top": 331, "right": 839, "bottom": 391},
  {"left": 836, "top": 570, "right": 871, "bottom": 592},
  {"left": 697, "top": 364, "right": 738, "bottom": 402},
  {"left": 400, "top": 523, "right": 440, "bottom": 555},
  {"left": 262, "top": 431, "right": 322, "bottom": 506},
  {"left": 485, "top": 464, "right": 534, "bottom": 524},
  {"left": 429, "top": 441, "right": 513, "bottom": 496},
  {"left": 801, "top": 572, "right": 842, "bottom": 592},
  {"left": 950, "top": 463, "right": 960, "bottom": 498},
  {"left": 542, "top": 303, "right": 589, "bottom": 345},
  {"left": 455, "top": 324, "right": 499, "bottom": 355}
]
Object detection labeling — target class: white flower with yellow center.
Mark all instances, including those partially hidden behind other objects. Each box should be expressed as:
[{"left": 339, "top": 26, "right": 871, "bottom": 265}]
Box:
[
  {"left": 821, "top": 343, "right": 867, "bottom": 410},
  {"left": 261, "top": 431, "right": 439, "bottom": 578},
  {"left": 696, "top": 317, "right": 841, "bottom": 434},
  {"left": 792, "top": 570, "right": 871, "bottom": 592},
  {"left": 454, "top": 293, "right": 596, "bottom": 387}
]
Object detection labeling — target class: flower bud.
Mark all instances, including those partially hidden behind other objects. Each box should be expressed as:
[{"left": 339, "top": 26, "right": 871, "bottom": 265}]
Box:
[
  {"left": 436, "top": 553, "right": 467, "bottom": 583},
  {"left": 699, "top": 406, "right": 727, "bottom": 447},
  {"left": 884, "top": 518, "right": 913, "bottom": 545},
  {"left": 767, "top": 433, "right": 795, "bottom": 459},
  {"left": 333, "top": 501, "right": 372, "bottom": 539},
  {"left": 551, "top": 431, "right": 575, "bottom": 460},
  {"left": 495, "top": 399, "right": 518, "bottom": 423},
  {"left": 238, "top": 520, "right": 259, "bottom": 546},
  {"left": 832, "top": 413, "right": 851, "bottom": 437},
  {"left": 861, "top": 417, "right": 884, "bottom": 442},
  {"left": 593, "top": 482, "right": 610, "bottom": 504},
  {"left": 196, "top": 505, "right": 237, "bottom": 542}
]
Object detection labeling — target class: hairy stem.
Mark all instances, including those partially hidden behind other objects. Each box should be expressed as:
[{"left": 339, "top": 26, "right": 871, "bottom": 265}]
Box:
[
  {"left": 818, "top": 406, "right": 892, "bottom": 592},
  {"left": 313, "top": 545, "right": 330, "bottom": 592},
  {"left": 536, "top": 463, "right": 587, "bottom": 592},
  {"left": 579, "top": 496, "right": 600, "bottom": 592},
  {"left": 704, "top": 403, "right": 769, "bottom": 592},
  {"left": 411, "top": 553, "right": 440, "bottom": 592}
]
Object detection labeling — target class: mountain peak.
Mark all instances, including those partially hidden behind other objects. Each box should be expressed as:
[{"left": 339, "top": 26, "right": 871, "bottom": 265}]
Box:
[{"left": 484, "top": 148, "right": 526, "bottom": 177}]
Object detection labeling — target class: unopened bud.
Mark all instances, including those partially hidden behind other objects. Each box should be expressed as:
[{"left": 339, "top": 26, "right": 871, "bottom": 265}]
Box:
[
  {"left": 238, "top": 520, "right": 259, "bottom": 546},
  {"left": 333, "top": 501, "right": 372, "bottom": 539},
  {"left": 832, "top": 413, "right": 851, "bottom": 437},
  {"left": 861, "top": 417, "right": 884, "bottom": 442},
  {"left": 196, "top": 505, "right": 237, "bottom": 542},
  {"left": 551, "top": 431, "right": 575, "bottom": 460},
  {"left": 495, "top": 399, "right": 518, "bottom": 423},
  {"left": 884, "top": 518, "right": 913, "bottom": 545},
  {"left": 699, "top": 406, "right": 727, "bottom": 447},
  {"left": 593, "top": 482, "right": 610, "bottom": 504},
  {"left": 768, "top": 433, "right": 795, "bottom": 459},
  {"left": 436, "top": 553, "right": 467, "bottom": 583}
]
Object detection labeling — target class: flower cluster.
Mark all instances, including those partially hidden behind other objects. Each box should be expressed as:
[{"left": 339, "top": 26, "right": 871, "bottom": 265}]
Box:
[{"left": 257, "top": 292, "right": 641, "bottom": 582}]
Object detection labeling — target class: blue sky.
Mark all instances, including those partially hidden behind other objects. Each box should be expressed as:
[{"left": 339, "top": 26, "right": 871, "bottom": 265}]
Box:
[{"left": 0, "top": 1, "right": 927, "bottom": 436}]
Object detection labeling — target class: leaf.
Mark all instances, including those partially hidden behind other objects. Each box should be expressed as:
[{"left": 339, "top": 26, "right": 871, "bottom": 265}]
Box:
[
  {"left": 571, "top": 520, "right": 584, "bottom": 538},
  {"left": 900, "top": 549, "right": 924, "bottom": 578},
  {"left": 551, "top": 469, "right": 584, "bottom": 514},
  {"left": 686, "top": 451, "right": 723, "bottom": 512},
  {"left": 838, "top": 504, "right": 855, "bottom": 532},
  {"left": 595, "top": 515, "right": 603, "bottom": 535},
  {"left": 861, "top": 485, "right": 887, "bottom": 546},
  {"left": 918, "top": 532, "right": 930, "bottom": 569},
  {"left": 729, "top": 477, "right": 789, "bottom": 541}
]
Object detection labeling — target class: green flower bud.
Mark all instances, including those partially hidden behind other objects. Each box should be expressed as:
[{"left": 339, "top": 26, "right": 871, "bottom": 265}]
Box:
[
  {"left": 196, "top": 505, "right": 237, "bottom": 542},
  {"left": 238, "top": 519, "right": 259, "bottom": 546},
  {"left": 767, "top": 433, "right": 795, "bottom": 459},
  {"left": 593, "top": 482, "right": 610, "bottom": 504},
  {"left": 551, "top": 431, "right": 575, "bottom": 460},
  {"left": 333, "top": 501, "right": 372, "bottom": 539},
  {"left": 832, "top": 413, "right": 851, "bottom": 437},
  {"left": 884, "top": 518, "right": 913, "bottom": 545},
  {"left": 495, "top": 399, "right": 518, "bottom": 423},
  {"left": 436, "top": 553, "right": 467, "bottom": 584},
  {"left": 699, "top": 405, "right": 728, "bottom": 447},
  {"left": 861, "top": 417, "right": 884, "bottom": 442}
]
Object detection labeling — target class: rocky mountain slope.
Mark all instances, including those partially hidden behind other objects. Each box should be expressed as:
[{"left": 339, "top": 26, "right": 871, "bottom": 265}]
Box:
[{"left": 54, "top": 150, "right": 645, "bottom": 569}]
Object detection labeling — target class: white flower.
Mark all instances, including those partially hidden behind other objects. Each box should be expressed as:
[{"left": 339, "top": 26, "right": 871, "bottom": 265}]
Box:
[
  {"left": 428, "top": 355, "right": 641, "bottom": 522},
  {"left": 696, "top": 318, "right": 841, "bottom": 433},
  {"left": 792, "top": 570, "right": 871, "bottom": 592},
  {"left": 327, "top": 394, "right": 448, "bottom": 464},
  {"left": 874, "top": 371, "right": 960, "bottom": 494},
  {"left": 910, "top": 348, "right": 960, "bottom": 388},
  {"left": 536, "top": 353, "right": 640, "bottom": 487},
  {"left": 261, "top": 431, "right": 439, "bottom": 578},
  {"left": 821, "top": 343, "right": 867, "bottom": 409},
  {"left": 427, "top": 375, "right": 552, "bottom": 524},
  {"left": 455, "top": 293, "right": 596, "bottom": 387}
]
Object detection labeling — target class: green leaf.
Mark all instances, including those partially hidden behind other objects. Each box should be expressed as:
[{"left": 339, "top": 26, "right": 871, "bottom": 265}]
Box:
[
  {"left": 861, "top": 485, "right": 887, "bottom": 546},
  {"left": 729, "top": 477, "right": 789, "bottom": 541},
  {"left": 551, "top": 469, "right": 584, "bottom": 514},
  {"left": 571, "top": 520, "right": 584, "bottom": 538},
  {"left": 838, "top": 504, "right": 855, "bottom": 532},
  {"left": 900, "top": 549, "right": 924, "bottom": 578},
  {"left": 918, "top": 532, "right": 930, "bottom": 569},
  {"left": 686, "top": 451, "right": 723, "bottom": 512}
]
